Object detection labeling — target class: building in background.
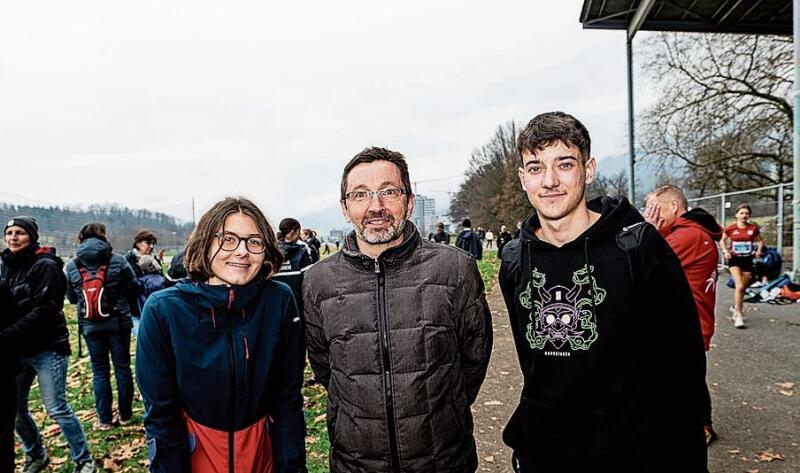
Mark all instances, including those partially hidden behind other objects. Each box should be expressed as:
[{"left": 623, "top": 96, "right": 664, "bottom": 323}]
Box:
[
  {"left": 412, "top": 195, "right": 437, "bottom": 237},
  {"left": 328, "top": 228, "right": 346, "bottom": 244}
]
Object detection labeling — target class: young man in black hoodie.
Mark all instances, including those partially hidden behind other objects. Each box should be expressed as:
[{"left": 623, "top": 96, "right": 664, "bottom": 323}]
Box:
[{"left": 499, "top": 112, "right": 708, "bottom": 472}]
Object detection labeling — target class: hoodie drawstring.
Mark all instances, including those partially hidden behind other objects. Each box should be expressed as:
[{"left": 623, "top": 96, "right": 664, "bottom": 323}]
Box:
[
  {"left": 211, "top": 307, "right": 217, "bottom": 328},
  {"left": 228, "top": 288, "right": 235, "bottom": 310}
]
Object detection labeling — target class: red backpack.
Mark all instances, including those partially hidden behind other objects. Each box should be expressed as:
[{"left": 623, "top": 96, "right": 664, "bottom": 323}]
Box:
[{"left": 75, "top": 259, "right": 111, "bottom": 320}]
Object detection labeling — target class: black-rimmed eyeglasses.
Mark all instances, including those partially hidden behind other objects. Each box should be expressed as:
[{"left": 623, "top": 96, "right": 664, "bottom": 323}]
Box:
[
  {"left": 215, "top": 232, "right": 266, "bottom": 254},
  {"left": 343, "top": 187, "right": 407, "bottom": 204}
]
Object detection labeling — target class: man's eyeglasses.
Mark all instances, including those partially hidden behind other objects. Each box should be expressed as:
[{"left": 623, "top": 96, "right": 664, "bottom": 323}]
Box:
[
  {"left": 343, "top": 187, "right": 408, "bottom": 204},
  {"left": 215, "top": 232, "right": 266, "bottom": 254}
]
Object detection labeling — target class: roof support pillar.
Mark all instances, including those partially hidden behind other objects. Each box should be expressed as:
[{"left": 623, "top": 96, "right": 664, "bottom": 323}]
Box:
[
  {"left": 793, "top": 0, "right": 800, "bottom": 280},
  {"left": 626, "top": 39, "right": 636, "bottom": 203}
]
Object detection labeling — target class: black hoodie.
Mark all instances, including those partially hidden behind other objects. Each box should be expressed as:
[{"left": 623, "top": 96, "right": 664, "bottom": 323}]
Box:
[
  {"left": 0, "top": 244, "right": 70, "bottom": 357},
  {"left": 499, "top": 196, "right": 707, "bottom": 473}
]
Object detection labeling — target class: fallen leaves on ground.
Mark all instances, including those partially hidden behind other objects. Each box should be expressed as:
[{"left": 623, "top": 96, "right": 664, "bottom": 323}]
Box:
[{"left": 754, "top": 449, "right": 785, "bottom": 462}]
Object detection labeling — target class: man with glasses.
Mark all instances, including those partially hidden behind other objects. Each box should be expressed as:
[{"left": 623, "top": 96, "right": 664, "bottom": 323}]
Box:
[{"left": 303, "top": 147, "right": 493, "bottom": 473}]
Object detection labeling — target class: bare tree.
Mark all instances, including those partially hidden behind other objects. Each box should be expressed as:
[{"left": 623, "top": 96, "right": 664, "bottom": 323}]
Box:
[
  {"left": 450, "top": 122, "right": 530, "bottom": 230},
  {"left": 639, "top": 33, "right": 792, "bottom": 195}
]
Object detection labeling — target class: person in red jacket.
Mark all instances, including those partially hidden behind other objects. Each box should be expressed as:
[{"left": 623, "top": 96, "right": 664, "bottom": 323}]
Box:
[{"left": 645, "top": 185, "right": 723, "bottom": 446}]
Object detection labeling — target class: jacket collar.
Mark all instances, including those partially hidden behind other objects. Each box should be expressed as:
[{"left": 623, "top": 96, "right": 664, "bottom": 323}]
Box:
[{"left": 341, "top": 221, "right": 421, "bottom": 270}]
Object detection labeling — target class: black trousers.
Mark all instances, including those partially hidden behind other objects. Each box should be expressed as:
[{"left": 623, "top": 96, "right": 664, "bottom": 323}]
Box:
[{"left": 0, "top": 365, "right": 16, "bottom": 473}]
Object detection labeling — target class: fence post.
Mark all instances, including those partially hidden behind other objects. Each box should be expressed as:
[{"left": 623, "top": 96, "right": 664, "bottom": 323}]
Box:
[
  {"left": 720, "top": 194, "right": 726, "bottom": 229},
  {"left": 777, "top": 183, "right": 785, "bottom": 256}
]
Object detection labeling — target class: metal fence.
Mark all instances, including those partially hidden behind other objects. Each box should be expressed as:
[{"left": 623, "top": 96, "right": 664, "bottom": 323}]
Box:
[{"left": 687, "top": 183, "right": 794, "bottom": 265}]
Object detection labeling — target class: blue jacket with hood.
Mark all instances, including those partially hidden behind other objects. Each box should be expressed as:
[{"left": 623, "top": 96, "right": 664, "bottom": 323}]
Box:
[
  {"left": 65, "top": 237, "right": 140, "bottom": 336},
  {"left": 136, "top": 276, "right": 307, "bottom": 472}
]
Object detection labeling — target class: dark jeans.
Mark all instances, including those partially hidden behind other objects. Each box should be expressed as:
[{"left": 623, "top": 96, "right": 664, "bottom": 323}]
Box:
[
  {"left": 16, "top": 351, "right": 92, "bottom": 464},
  {"left": 1, "top": 365, "right": 15, "bottom": 473},
  {"left": 84, "top": 329, "right": 134, "bottom": 424}
]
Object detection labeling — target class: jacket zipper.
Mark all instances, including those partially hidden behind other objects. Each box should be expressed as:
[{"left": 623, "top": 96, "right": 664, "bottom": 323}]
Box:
[
  {"left": 375, "top": 258, "right": 401, "bottom": 473},
  {"left": 226, "top": 289, "right": 236, "bottom": 473}
]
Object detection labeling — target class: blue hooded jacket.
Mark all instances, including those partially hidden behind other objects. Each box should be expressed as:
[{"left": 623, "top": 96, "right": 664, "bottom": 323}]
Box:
[{"left": 136, "top": 276, "right": 307, "bottom": 472}]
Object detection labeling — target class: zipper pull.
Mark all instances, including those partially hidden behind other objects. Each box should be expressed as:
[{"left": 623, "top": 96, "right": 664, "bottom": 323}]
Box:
[
  {"left": 228, "top": 288, "right": 235, "bottom": 310},
  {"left": 374, "top": 258, "right": 380, "bottom": 274}
]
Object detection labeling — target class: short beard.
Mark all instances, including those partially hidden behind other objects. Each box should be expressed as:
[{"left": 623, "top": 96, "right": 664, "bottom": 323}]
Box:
[{"left": 355, "top": 211, "right": 407, "bottom": 244}]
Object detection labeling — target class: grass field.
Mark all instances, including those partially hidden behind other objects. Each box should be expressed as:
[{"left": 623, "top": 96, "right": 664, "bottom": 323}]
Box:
[{"left": 15, "top": 250, "right": 500, "bottom": 472}]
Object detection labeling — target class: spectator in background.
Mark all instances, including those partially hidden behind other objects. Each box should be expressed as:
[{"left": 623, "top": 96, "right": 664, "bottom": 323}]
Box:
[
  {"left": 514, "top": 220, "right": 522, "bottom": 239},
  {"left": 167, "top": 250, "right": 187, "bottom": 280},
  {"left": 496, "top": 224, "right": 513, "bottom": 258},
  {"left": 476, "top": 226, "right": 486, "bottom": 243},
  {"left": 456, "top": 218, "right": 483, "bottom": 260},
  {"left": 645, "top": 185, "right": 723, "bottom": 445},
  {"left": 485, "top": 229, "right": 494, "bottom": 249},
  {"left": 719, "top": 204, "right": 764, "bottom": 328},
  {"left": 125, "top": 230, "right": 169, "bottom": 336},
  {"left": 300, "top": 229, "right": 321, "bottom": 263},
  {"left": 274, "top": 218, "right": 314, "bottom": 314},
  {"left": 136, "top": 197, "right": 307, "bottom": 472},
  {"left": 2, "top": 217, "right": 98, "bottom": 473},
  {"left": 430, "top": 222, "right": 450, "bottom": 244},
  {"left": 65, "top": 223, "right": 140, "bottom": 430}
]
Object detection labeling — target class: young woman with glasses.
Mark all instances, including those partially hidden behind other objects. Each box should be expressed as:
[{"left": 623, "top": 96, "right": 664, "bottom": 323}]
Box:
[{"left": 136, "top": 197, "right": 307, "bottom": 472}]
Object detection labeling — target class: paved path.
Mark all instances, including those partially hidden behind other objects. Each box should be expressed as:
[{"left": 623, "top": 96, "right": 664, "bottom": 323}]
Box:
[{"left": 473, "top": 281, "right": 800, "bottom": 472}]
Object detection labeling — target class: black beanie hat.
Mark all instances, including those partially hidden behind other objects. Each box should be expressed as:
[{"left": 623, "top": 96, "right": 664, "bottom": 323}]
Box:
[{"left": 5, "top": 216, "right": 39, "bottom": 244}]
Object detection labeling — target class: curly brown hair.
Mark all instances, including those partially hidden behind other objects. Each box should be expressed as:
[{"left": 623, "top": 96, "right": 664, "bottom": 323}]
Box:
[{"left": 184, "top": 197, "right": 283, "bottom": 282}]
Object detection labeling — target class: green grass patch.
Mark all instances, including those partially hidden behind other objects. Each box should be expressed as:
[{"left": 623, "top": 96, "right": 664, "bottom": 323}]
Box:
[{"left": 477, "top": 250, "right": 500, "bottom": 290}]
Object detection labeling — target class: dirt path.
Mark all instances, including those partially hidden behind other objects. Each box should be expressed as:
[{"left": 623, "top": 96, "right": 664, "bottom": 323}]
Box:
[{"left": 472, "top": 283, "right": 521, "bottom": 471}]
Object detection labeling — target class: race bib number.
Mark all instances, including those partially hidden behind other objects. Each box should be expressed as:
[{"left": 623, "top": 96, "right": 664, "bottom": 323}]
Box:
[{"left": 732, "top": 241, "right": 753, "bottom": 255}]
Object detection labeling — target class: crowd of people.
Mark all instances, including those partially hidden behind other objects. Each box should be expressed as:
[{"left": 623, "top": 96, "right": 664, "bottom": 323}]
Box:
[{"left": 0, "top": 111, "right": 774, "bottom": 473}]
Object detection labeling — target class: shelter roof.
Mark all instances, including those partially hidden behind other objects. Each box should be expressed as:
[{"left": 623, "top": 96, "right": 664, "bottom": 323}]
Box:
[{"left": 580, "top": 0, "right": 792, "bottom": 36}]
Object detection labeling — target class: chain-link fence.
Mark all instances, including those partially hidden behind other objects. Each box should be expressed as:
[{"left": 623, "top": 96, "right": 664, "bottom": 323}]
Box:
[{"left": 687, "top": 183, "right": 794, "bottom": 266}]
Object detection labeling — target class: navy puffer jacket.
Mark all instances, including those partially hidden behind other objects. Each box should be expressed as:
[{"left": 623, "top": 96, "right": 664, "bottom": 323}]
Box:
[{"left": 65, "top": 237, "right": 140, "bottom": 336}]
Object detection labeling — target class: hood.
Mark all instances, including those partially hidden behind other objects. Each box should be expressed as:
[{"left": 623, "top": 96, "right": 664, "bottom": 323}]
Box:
[
  {"left": 521, "top": 196, "right": 642, "bottom": 249},
  {"left": 460, "top": 229, "right": 476, "bottom": 238},
  {"left": 172, "top": 276, "right": 262, "bottom": 312},
  {"left": 342, "top": 221, "right": 421, "bottom": 270},
  {"left": 671, "top": 208, "right": 723, "bottom": 242},
  {"left": 279, "top": 240, "right": 306, "bottom": 260},
  {"left": 76, "top": 238, "right": 113, "bottom": 266},
  {"left": 1, "top": 244, "right": 63, "bottom": 271}
]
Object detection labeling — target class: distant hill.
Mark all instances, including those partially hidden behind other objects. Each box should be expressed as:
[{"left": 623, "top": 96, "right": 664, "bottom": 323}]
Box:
[
  {"left": 596, "top": 154, "right": 662, "bottom": 193},
  {"left": 0, "top": 203, "right": 193, "bottom": 256},
  {"left": 298, "top": 204, "right": 349, "bottom": 240}
]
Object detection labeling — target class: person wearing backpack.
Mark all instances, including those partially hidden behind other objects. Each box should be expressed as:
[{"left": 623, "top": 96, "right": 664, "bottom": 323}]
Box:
[
  {"left": 498, "top": 113, "right": 707, "bottom": 472},
  {"left": 65, "top": 223, "right": 141, "bottom": 430},
  {"left": 2, "top": 216, "right": 99, "bottom": 473},
  {"left": 456, "top": 218, "right": 483, "bottom": 260}
]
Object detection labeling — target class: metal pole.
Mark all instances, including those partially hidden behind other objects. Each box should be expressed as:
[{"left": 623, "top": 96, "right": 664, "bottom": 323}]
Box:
[
  {"left": 777, "top": 183, "right": 785, "bottom": 256},
  {"left": 794, "top": 0, "right": 800, "bottom": 281},
  {"left": 720, "top": 194, "right": 726, "bottom": 229},
  {"left": 626, "top": 39, "right": 636, "bottom": 203}
]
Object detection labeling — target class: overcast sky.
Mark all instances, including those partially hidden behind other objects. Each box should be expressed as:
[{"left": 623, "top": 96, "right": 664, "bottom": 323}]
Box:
[{"left": 1, "top": 1, "right": 639, "bottom": 223}]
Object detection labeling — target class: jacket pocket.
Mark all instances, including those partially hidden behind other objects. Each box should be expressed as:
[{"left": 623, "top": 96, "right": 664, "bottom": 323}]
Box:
[{"left": 503, "top": 397, "right": 609, "bottom": 465}]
